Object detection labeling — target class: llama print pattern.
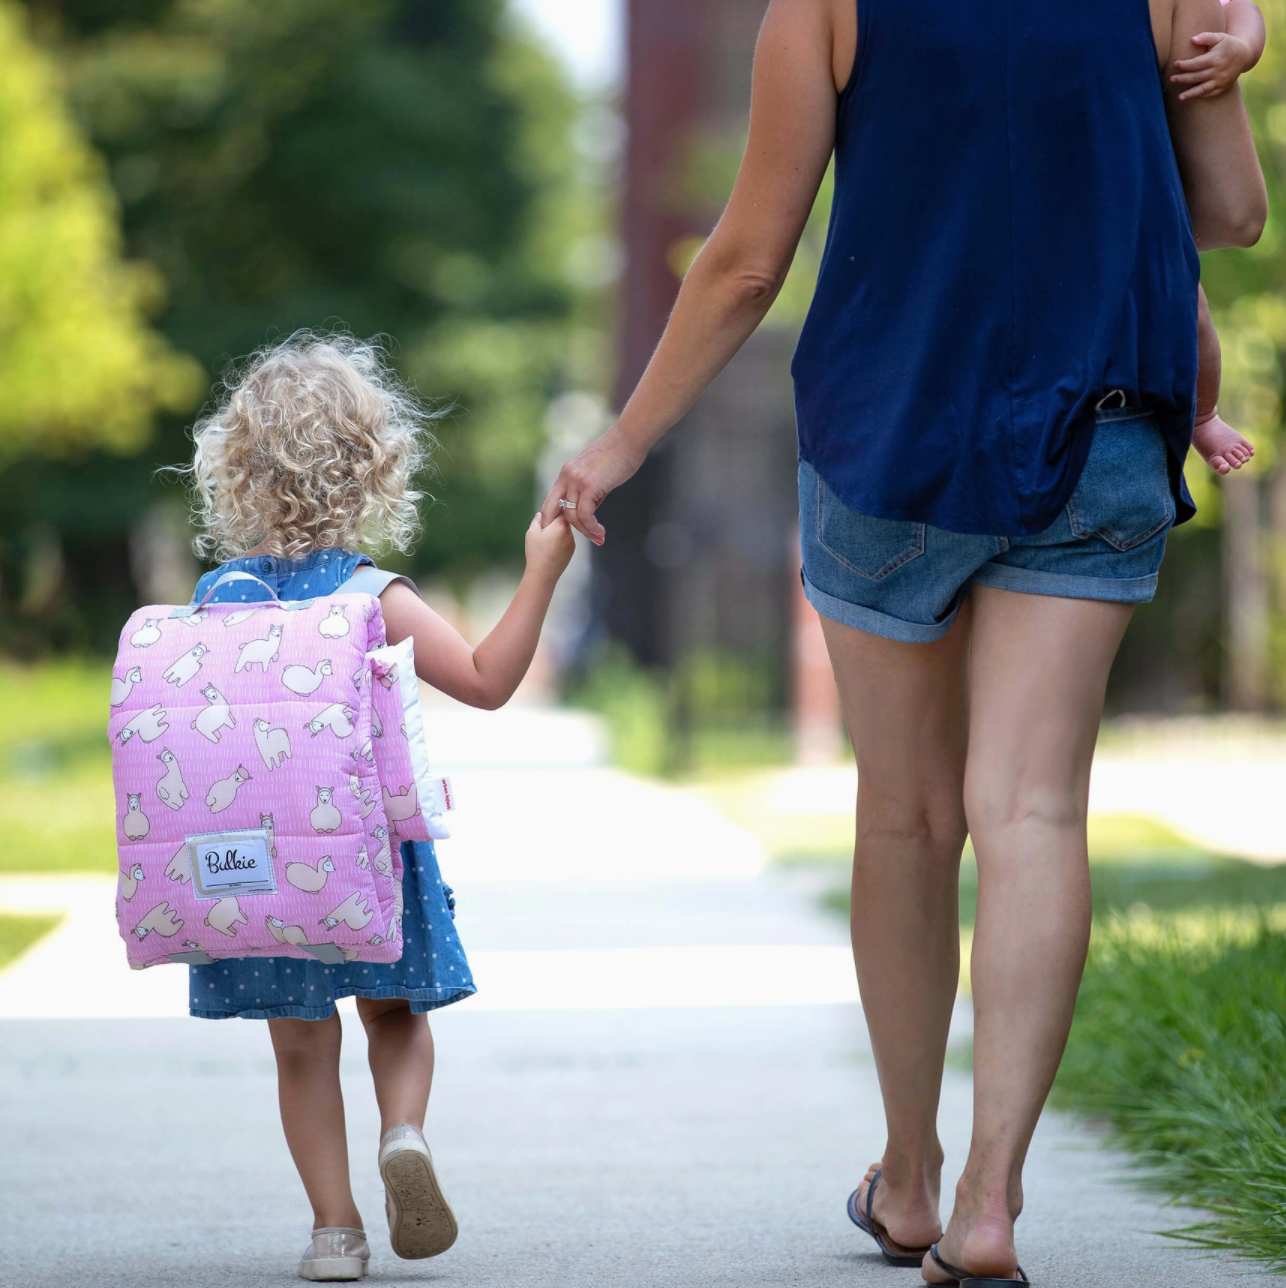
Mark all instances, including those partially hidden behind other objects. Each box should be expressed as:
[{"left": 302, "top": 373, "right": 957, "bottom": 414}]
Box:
[
  {"left": 119, "top": 705, "right": 168, "bottom": 745},
  {"left": 320, "top": 890, "right": 373, "bottom": 931},
  {"left": 118, "top": 862, "right": 144, "bottom": 901},
  {"left": 123, "top": 794, "right": 150, "bottom": 840},
  {"left": 253, "top": 718, "right": 292, "bottom": 770},
  {"left": 318, "top": 606, "right": 350, "bottom": 639},
  {"left": 111, "top": 666, "right": 142, "bottom": 707},
  {"left": 176, "top": 608, "right": 210, "bottom": 628},
  {"left": 260, "top": 813, "right": 277, "bottom": 858},
  {"left": 155, "top": 749, "right": 189, "bottom": 810},
  {"left": 162, "top": 643, "right": 209, "bottom": 687},
  {"left": 191, "top": 685, "right": 235, "bottom": 743},
  {"left": 204, "top": 896, "right": 248, "bottom": 937},
  {"left": 205, "top": 765, "right": 251, "bottom": 813},
  {"left": 112, "top": 592, "right": 414, "bottom": 968},
  {"left": 134, "top": 903, "right": 182, "bottom": 940},
  {"left": 310, "top": 787, "right": 342, "bottom": 834},
  {"left": 282, "top": 659, "right": 332, "bottom": 696},
  {"left": 286, "top": 855, "right": 334, "bottom": 893},
  {"left": 308, "top": 703, "right": 355, "bottom": 739},
  {"left": 235, "top": 625, "right": 284, "bottom": 673},
  {"left": 130, "top": 619, "right": 162, "bottom": 648}
]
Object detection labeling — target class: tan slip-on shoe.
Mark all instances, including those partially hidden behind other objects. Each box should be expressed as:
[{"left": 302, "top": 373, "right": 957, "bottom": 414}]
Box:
[
  {"left": 298, "top": 1227, "right": 370, "bottom": 1281},
  {"left": 378, "top": 1123, "right": 458, "bottom": 1259}
]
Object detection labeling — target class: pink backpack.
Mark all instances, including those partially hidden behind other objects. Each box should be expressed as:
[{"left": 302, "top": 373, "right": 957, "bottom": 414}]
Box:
[{"left": 108, "top": 570, "right": 451, "bottom": 970}]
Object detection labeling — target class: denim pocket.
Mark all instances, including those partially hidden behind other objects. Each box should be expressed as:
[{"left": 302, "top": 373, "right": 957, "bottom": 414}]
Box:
[
  {"left": 1065, "top": 415, "right": 1174, "bottom": 552},
  {"left": 816, "top": 475, "right": 926, "bottom": 581}
]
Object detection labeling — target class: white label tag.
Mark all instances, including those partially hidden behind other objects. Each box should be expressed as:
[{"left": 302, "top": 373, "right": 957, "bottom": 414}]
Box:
[
  {"left": 437, "top": 776, "right": 455, "bottom": 812},
  {"left": 187, "top": 829, "right": 277, "bottom": 898}
]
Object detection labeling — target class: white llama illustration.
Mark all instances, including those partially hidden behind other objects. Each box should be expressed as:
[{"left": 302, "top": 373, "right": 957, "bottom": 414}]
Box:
[
  {"left": 354, "top": 843, "right": 370, "bottom": 870},
  {"left": 281, "top": 659, "right": 332, "bottom": 696},
  {"left": 307, "top": 702, "right": 356, "bottom": 739},
  {"left": 370, "top": 825, "right": 393, "bottom": 878},
  {"left": 348, "top": 774, "right": 377, "bottom": 819},
  {"left": 318, "top": 606, "right": 350, "bottom": 639},
  {"left": 165, "top": 842, "right": 192, "bottom": 885},
  {"left": 235, "top": 624, "right": 284, "bottom": 673},
  {"left": 191, "top": 684, "right": 235, "bottom": 743},
  {"left": 110, "top": 666, "right": 142, "bottom": 707},
  {"left": 122, "top": 794, "right": 150, "bottom": 840},
  {"left": 310, "top": 787, "right": 342, "bottom": 834},
  {"left": 206, "top": 765, "right": 252, "bottom": 814},
  {"left": 319, "top": 890, "right": 373, "bottom": 932},
  {"left": 382, "top": 783, "right": 420, "bottom": 825},
  {"left": 252, "top": 718, "right": 292, "bottom": 770},
  {"left": 119, "top": 704, "right": 169, "bottom": 745},
  {"left": 129, "top": 619, "right": 162, "bottom": 648},
  {"left": 118, "top": 862, "right": 145, "bottom": 901},
  {"left": 204, "top": 896, "right": 248, "bottom": 937},
  {"left": 349, "top": 738, "right": 374, "bottom": 766},
  {"left": 176, "top": 608, "right": 210, "bottom": 628},
  {"left": 221, "top": 607, "right": 262, "bottom": 627},
  {"left": 266, "top": 916, "right": 309, "bottom": 946},
  {"left": 285, "top": 855, "right": 334, "bottom": 893},
  {"left": 155, "top": 748, "right": 189, "bottom": 810},
  {"left": 260, "top": 812, "right": 277, "bottom": 858},
  {"left": 351, "top": 665, "right": 365, "bottom": 691},
  {"left": 370, "top": 704, "right": 384, "bottom": 738},
  {"left": 162, "top": 642, "right": 209, "bottom": 687},
  {"left": 133, "top": 902, "right": 183, "bottom": 940}
]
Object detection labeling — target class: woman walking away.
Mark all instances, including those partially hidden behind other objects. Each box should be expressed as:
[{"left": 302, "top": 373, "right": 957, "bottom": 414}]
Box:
[
  {"left": 179, "top": 333, "right": 575, "bottom": 1280},
  {"left": 540, "top": 0, "right": 1264, "bottom": 1281}
]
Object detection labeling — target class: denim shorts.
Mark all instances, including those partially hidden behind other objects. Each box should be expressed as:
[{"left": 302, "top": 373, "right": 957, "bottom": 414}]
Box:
[{"left": 800, "top": 408, "right": 1175, "bottom": 644}]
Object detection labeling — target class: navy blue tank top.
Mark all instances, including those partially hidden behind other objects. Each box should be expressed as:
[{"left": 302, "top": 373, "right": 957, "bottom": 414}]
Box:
[{"left": 792, "top": 0, "right": 1200, "bottom": 536}]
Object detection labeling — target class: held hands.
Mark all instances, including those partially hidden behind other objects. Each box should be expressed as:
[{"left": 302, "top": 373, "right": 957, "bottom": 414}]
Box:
[
  {"left": 525, "top": 511, "right": 576, "bottom": 581},
  {"left": 1172, "top": 32, "right": 1256, "bottom": 99},
  {"left": 538, "top": 425, "right": 647, "bottom": 545}
]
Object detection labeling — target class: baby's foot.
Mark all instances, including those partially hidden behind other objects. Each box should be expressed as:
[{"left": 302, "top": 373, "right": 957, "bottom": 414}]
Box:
[{"left": 1192, "top": 414, "right": 1254, "bottom": 475}]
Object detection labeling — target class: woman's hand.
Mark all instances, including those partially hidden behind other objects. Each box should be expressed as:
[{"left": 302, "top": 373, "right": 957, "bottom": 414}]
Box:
[{"left": 538, "top": 425, "right": 648, "bottom": 545}]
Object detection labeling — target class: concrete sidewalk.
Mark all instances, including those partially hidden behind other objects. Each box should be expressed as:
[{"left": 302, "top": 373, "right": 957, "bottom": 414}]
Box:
[{"left": 0, "top": 701, "right": 1265, "bottom": 1286}]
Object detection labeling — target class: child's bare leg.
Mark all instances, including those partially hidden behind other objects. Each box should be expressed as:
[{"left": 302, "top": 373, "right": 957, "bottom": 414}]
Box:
[
  {"left": 268, "top": 1013, "right": 363, "bottom": 1230},
  {"left": 356, "top": 998, "right": 435, "bottom": 1132},
  {"left": 1192, "top": 413, "right": 1254, "bottom": 474}
]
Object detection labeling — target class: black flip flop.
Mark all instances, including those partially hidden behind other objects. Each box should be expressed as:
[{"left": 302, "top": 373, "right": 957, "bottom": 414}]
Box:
[
  {"left": 846, "top": 1167, "right": 934, "bottom": 1268},
  {"left": 928, "top": 1242, "right": 1030, "bottom": 1287}
]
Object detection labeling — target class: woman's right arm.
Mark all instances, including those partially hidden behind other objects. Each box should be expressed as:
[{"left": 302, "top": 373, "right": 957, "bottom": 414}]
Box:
[
  {"left": 1160, "top": 0, "right": 1268, "bottom": 249},
  {"left": 539, "top": 0, "right": 848, "bottom": 544}
]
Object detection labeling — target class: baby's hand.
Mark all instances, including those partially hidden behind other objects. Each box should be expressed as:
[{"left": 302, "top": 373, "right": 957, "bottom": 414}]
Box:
[
  {"left": 1172, "top": 32, "right": 1255, "bottom": 100},
  {"left": 524, "top": 512, "right": 575, "bottom": 582},
  {"left": 1192, "top": 412, "right": 1254, "bottom": 475}
]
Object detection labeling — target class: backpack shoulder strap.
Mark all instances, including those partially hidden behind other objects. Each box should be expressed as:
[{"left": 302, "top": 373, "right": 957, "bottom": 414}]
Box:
[{"left": 335, "top": 564, "right": 420, "bottom": 599}]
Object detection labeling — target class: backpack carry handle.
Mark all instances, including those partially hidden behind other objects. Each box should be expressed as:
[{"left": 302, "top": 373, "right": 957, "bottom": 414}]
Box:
[{"left": 172, "top": 570, "right": 283, "bottom": 616}]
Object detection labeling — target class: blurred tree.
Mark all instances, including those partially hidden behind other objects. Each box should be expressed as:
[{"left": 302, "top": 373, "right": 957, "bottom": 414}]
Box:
[
  {"left": 0, "top": 0, "right": 198, "bottom": 462},
  {"left": 2, "top": 0, "right": 606, "bottom": 651}
]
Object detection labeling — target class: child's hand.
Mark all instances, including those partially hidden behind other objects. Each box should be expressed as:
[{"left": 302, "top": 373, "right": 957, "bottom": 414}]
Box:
[
  {"left": 524, "top": 512, "right": 575, "bottom": 582},
  {"left": 1172, "top": 33, "right": 1255, "bottom": 100}
]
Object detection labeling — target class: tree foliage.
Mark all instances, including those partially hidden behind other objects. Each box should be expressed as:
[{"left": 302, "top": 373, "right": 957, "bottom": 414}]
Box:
[{"left": 0, "top": 0, "right": 198, "bottom": 462}]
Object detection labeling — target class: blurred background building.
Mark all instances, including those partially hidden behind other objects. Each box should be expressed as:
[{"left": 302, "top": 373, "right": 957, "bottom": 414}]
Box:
[{"left": 3, "top": 0, "right": 1286, "bottom": 767}]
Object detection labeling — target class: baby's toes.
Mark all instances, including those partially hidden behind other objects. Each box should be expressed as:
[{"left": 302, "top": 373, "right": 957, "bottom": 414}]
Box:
[{"left": 1209, "top": 455, "right": 1230, "bottom": 475}]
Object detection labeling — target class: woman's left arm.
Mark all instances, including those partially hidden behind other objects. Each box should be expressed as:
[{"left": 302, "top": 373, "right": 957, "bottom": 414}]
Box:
[{"left": 540, "top": 0, "right": 846, "bottom": 545}]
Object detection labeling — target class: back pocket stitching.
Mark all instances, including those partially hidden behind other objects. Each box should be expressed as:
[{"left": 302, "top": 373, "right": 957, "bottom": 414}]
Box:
[{"left": 816, "top": 475, "right": 926, "bottom": 581}]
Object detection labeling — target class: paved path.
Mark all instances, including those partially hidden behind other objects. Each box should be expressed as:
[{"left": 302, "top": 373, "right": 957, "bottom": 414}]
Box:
[{"left": 0, "top": 701, "right": 1264, "bottom": 1286}]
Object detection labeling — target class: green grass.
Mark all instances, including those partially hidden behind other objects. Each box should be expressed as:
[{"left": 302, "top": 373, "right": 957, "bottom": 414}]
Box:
[
  {"left": 0, "top": 661, "right": 117, "bottom": 873},
  {"left": 1053, "top": 913, "right": 1286, "bottom": 1270},
  {"left": 0, "top": 913, "right": 62, "bottom": 970}
]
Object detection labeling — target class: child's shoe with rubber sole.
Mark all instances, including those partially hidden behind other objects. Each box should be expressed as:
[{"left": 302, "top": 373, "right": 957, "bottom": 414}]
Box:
[
  {"left": 378, "top": 1123, "right": 458, "bottom": 1258},
  {"left": 298, "top": 1227, "right": 370, "bottom": 1281}
]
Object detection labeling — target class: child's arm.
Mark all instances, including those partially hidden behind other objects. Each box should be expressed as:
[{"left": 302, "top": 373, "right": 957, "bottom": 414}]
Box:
[
  {"left": 378, "top": 514, "right": 575, "bottom": 709},
  {"left": 1172, "top": 0, "right": 1265, "bottom": 100}
]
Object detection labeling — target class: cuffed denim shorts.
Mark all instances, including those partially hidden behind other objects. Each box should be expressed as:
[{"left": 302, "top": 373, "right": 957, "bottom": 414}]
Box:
[{"left": 800, "top": 407, "right": 1175, "bottom": 644}]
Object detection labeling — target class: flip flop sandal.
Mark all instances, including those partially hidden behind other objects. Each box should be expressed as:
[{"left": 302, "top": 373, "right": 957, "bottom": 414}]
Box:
[
  {"left": 846, "top": 1167, "right": 935, "bottom": 1268},
  {"left": 928, "top": 1242, "right": 1030, "bottom": 1286}
]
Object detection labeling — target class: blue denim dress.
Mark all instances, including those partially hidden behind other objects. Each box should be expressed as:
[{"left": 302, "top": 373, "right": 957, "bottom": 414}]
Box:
[{"left": 187, "top": 548, "right": 475, "bottom": 1021}]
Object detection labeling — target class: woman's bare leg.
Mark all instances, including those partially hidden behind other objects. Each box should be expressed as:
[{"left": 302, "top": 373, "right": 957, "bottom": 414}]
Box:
[
  {"left": 821, "top": 604, "right": 972, "bottom": 1254},
  {"left": 356, "top": 997, "right": 435, "bottom": 1133},
  {"left": 268, "top": 1013, "right": 363, "bottom": 1230},
  {"left": 924, "top": 585, "right": 1133, "bottom": 1281}
]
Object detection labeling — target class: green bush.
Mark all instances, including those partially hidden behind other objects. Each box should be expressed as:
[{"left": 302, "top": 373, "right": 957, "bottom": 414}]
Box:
[{"left": 1054, "top": 913, "right": 1286, "bottom": 1270}]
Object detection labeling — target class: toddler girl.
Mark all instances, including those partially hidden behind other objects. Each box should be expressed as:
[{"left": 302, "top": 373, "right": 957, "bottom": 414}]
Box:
[{"left": 178, "top": 332, "right": 574, "bottom": 1280}]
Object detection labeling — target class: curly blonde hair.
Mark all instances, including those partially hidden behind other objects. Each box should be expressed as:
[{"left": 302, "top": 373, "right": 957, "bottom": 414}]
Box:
[{"left": 182, "top": 332, "right": 436, "bottom": 561}]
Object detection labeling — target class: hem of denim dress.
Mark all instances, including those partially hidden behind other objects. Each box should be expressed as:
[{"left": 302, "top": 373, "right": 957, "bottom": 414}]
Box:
[
  {"left": 190, "top": 982, "right": 476, "bottom": 1022},
  {"left": 969, "top": 563, "right": 1158, "bottom": 603},
  {"left": 802, "top": 573, "right": 962, "bottom": 643}
]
